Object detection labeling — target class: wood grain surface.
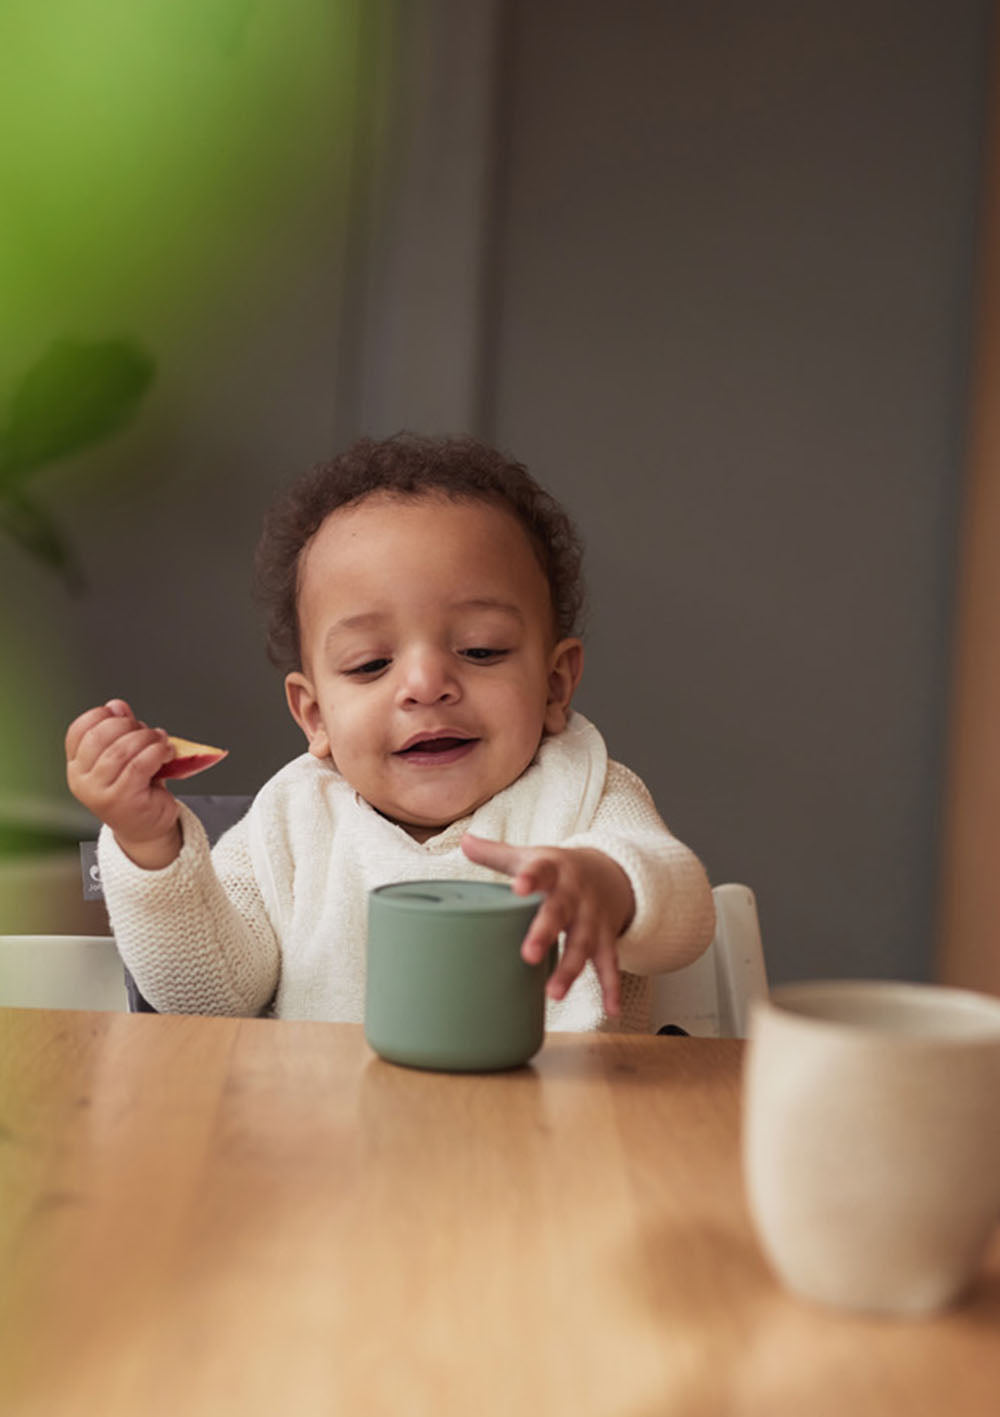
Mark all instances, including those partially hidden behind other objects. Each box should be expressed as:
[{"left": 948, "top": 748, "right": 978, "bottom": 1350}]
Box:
[{"left": 0, "top": 1010, "right": 997, "bottom": 1416}]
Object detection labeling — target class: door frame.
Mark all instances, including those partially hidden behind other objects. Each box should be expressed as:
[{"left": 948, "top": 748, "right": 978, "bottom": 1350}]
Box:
[{"left": 937, "top": 32, "right": 1000, "bottom": 994}]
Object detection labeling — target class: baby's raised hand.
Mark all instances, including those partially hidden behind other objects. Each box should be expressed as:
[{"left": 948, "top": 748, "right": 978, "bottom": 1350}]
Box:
[
  {"left": 460, "top": 833, "right": 635, "bottom": 1018},
  {"left": 66, "top": 699, "right": 181, "bottom": 867}
]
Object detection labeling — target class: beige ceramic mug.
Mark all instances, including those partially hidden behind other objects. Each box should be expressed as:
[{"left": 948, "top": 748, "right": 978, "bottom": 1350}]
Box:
[{"left": 743, "top": 980, "right": 1000, "bottom": 1316}]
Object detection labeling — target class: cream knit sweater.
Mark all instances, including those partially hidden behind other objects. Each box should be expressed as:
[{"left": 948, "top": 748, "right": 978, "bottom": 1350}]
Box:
[{"left": 99, "top": 713, "right": 714, "bottom": 1032}]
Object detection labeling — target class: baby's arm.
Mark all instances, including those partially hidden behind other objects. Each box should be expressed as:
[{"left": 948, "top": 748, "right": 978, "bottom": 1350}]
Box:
[
  {"left": 97, "top": 803, "right": 280, "bottom": 1016},
  {"left": 565, "top": 760, "right": 715, "bottom": 977},
  {"left": 68, "top": 699, "right": 279, "bottom": 1015}
]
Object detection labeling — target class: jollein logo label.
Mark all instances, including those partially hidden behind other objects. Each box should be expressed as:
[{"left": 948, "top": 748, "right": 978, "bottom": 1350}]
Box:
[{"left": 80, "top": 843, "right": 103, "bottom": 900}]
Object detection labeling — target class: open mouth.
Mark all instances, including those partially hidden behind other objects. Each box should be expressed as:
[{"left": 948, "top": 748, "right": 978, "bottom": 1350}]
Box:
[{"left": 395, "top": 736, "right": 479, "bottom": 763}]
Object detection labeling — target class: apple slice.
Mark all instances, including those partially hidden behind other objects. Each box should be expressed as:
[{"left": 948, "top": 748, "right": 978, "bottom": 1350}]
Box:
[{"left": 152, "top": 734, "right": 228, "bottom": 783}]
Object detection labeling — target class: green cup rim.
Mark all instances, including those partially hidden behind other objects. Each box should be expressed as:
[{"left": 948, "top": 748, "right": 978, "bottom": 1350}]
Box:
[{"left": 369, "top": 879, "right": 545, "bottom": 914}]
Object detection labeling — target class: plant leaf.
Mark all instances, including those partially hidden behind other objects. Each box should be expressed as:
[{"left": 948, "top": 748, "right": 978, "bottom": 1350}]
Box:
[
  {"left": 0, "top": 488, "right": 87, "bottom": 593},
  {"left": 0, "top": 338, "right": 155, "bottom": 488}
]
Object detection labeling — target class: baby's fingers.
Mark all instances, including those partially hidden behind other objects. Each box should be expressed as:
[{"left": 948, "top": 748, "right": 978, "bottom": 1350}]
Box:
[
  {"left": 66, "top": 705, "right": 116, "bottom": 762},
  {"left": 460, "top": 833, "right": 527, "bottom": 876},
  {"left": 520, "top": 890, "right": 571, "bottom": 965},
  {"left": 591, "top": 931, "right": 621, "bottom": 1018},
  {"left": 69, "top": 713, "right": 140, "bottom": 778},
  {"left": 544, "top": 906, "right": 620, "bottom": 1017},
  {"left": 545, "top": 921, "right": 590, "bottom": 1001},
  {"left": 119, "top": 734, "right": 176, "bottom": 790},
  {"left": 511, "top": 854, "right": 560, "bottom": 899},
  {"left": 89, "top": 725, "right": 169, "bottom": 789}
]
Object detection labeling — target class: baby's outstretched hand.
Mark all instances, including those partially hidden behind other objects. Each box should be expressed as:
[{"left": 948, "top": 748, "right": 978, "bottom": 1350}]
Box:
[{"left": 460, "top": 833, "right": 634, "bottom": 1018}]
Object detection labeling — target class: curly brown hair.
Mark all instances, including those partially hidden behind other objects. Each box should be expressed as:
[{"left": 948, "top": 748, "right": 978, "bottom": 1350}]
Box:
[{"left": 254, "top": 433, "right": 586, "bottom": 673}]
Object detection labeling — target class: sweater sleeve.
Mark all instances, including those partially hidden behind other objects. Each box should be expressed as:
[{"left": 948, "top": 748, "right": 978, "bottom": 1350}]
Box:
[
  {"left": 97, "top": 801, "right": 281, "bottom": 1016},
  {"left": 560, "top": 760, "right": 715, "bottom": 976}
]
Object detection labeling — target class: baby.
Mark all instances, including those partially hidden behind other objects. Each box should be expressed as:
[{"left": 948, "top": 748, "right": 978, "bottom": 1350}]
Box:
[{"left": 66, "top": 434, "right": 714, "bottom": 1030}]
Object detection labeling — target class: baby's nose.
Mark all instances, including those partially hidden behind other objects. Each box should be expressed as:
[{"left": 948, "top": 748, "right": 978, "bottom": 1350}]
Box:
[{"left": 396, "top": 648, "right": 460, "bottom": 705}]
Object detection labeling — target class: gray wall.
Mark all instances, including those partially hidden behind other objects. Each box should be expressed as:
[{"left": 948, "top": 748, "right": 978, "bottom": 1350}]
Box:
[{"left": 484, "top": 1, "right": 992, "bottom": 983}]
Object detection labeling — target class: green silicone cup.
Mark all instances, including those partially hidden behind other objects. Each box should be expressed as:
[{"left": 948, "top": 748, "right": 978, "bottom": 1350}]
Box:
[{"left": 365, "top": 880, "right": 549, "bottom": 1072}]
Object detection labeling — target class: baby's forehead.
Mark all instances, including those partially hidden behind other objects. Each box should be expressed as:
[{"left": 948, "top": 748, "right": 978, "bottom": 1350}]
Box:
[
  {"left": 299, "top": 492, "right": 557, "bottom": 624},
  {"left": 313, "top": 491, "right": 543, "bottom": 564}
]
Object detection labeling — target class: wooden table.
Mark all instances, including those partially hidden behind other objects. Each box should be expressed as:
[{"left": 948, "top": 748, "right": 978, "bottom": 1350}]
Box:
[{"left": 0, "top": 1011, "right": 997, "bottom": 1417}]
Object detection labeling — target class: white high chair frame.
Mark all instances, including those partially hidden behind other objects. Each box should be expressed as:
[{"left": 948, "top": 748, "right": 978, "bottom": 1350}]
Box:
[
  {"left": 0, "top": 934, "right": 129, "bottom": 1012},
  {"left": 649, "top": 883, "right": 767, "bottom": 1037},
  {"left": 0, "top": 884, "right": 767, "bottom": 1036}
]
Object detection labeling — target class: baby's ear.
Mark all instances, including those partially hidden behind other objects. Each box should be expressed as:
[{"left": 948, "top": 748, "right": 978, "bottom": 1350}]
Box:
[
  {"left": 285, "top": 672, "right": 332, "bottom": 759},
  {"left": 544, "top": 638, "right": 584, "bottom": 735}
]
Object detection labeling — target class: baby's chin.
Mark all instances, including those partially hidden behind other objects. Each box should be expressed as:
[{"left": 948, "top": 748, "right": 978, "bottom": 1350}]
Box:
[
  {"left": 373, "top": 790, "right": 493, "bottom": 843},
  {"left": 369, "top": 753, "right": 543, "bottom": 840},
  {"left": 371, "top": 806, "right": 454, "bottom": 844}
]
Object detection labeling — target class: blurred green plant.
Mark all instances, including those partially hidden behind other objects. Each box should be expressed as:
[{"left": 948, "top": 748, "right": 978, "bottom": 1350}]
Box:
[
  {"left": 0, "top": 338, "right": 155, "bottom": 591},
  {"left": 0, "top": 0, "right": 373, "bottom": 802},
  {"left": 0, "top": 0, "right": 362, "bottom": 378},
  {"left": 0, "top": 0, "right": 364, "bottom": 589}
]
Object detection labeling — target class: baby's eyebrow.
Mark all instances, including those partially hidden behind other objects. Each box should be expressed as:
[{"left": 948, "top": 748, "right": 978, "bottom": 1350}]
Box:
[
  {"left": 330, "top": 612, "right": 386, "bottom": 632},
  {"left": 323, "top": 613, "right": 387, "bottom": 653},
  {"left": 451, "top": 598, "right": 525, "bottom": 621}
]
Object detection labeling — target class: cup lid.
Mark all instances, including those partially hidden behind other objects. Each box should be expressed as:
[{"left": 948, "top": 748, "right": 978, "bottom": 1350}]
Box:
[{"left": 370, "top": 880, "right": 544, "bottom": 913}]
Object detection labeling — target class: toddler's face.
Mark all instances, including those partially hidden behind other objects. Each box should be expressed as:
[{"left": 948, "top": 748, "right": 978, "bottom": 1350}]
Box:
[{"left": 285, "top": 493, "right": 582, "bottom": 841}]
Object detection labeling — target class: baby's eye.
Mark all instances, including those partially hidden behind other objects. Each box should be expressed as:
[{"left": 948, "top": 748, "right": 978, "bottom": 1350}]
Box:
[
  {"left": 346, "top": 658, "right": 391, "bottom": 677},
  {"left": 460, "top": 647, "right": 508, "bottom": 662}
]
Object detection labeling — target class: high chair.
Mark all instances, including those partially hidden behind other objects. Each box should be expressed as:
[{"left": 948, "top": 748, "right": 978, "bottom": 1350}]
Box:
[
  {"left": 0, "top": 934, "right": 128, "bottom": 1011},
  {"left": 650, "top": 883, "right": 767, "bottom": 1037}
]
